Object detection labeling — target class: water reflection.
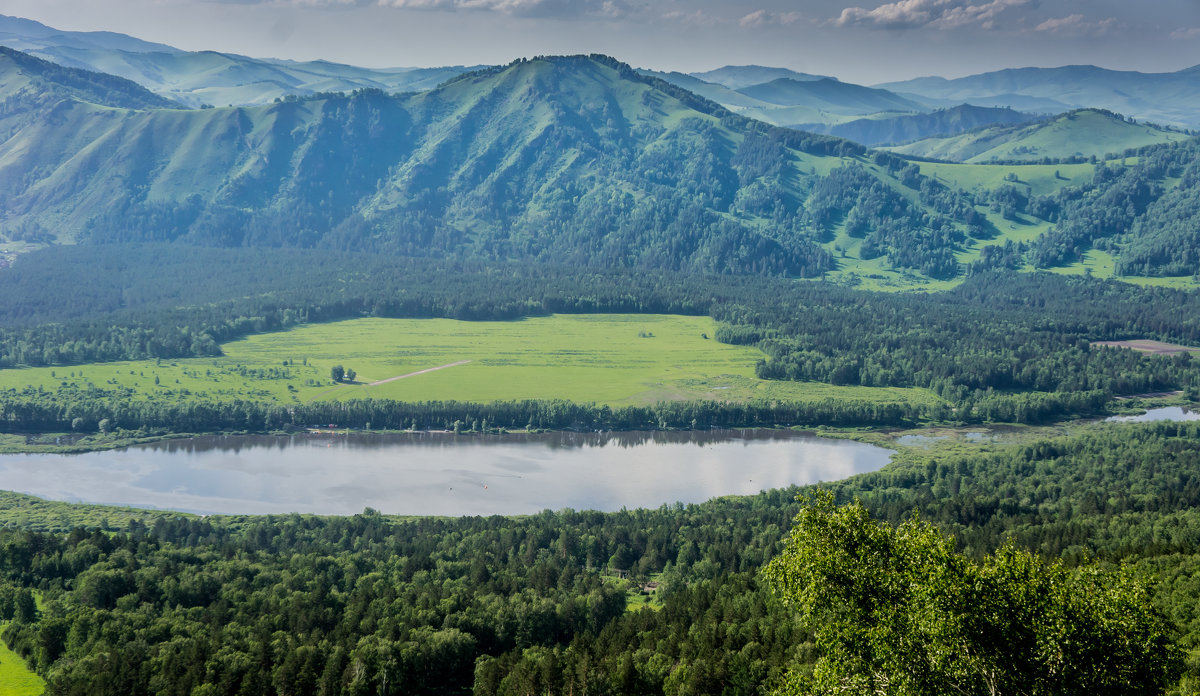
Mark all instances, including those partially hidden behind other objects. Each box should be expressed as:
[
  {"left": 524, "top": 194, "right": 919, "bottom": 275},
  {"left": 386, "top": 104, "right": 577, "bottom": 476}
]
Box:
[
  {"left": 1106, "top": 406, "right": 1200, "bottom": 423},
  {"left": 0, "top": 429, "right": 893, "bottom": 516}
]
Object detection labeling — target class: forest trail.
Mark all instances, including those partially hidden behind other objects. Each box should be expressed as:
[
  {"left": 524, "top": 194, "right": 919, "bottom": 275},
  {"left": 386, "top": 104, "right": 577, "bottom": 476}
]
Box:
[{"left": 369, "top": 360, "right": 473, "bottom": 386}]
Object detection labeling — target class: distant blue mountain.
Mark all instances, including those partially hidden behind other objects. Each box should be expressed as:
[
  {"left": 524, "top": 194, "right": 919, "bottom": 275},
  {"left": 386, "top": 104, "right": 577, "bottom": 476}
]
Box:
[{"left": 878, "top": 65, "right": 1200, "bottom": 129}]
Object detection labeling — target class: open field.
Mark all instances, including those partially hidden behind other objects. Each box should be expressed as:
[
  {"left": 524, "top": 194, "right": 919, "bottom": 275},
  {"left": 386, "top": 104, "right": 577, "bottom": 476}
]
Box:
[
  {"left": 0, "top": 314, "right": 941, "bottom": 409},
  {"left": 0, "top": 624, "right": 42, "bottom": 696},
  {"left": 1093, "top": 340, "right": 1200, "bottom": 355}
]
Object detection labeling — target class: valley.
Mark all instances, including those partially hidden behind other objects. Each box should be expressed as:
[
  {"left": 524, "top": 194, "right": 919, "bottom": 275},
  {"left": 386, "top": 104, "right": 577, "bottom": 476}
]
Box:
[
  {"left": 0, "top": 9, "right": 1198, "bottom": 696},
  {"left": 0, "top": 314, "right": 939, "bottom": 408}
]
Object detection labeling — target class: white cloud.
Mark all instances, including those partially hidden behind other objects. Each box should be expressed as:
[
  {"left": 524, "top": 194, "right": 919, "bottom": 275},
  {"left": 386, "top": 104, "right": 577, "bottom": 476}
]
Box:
[
  {"left": 661, "top": 9, "right": 719, "bottom": 26},
  {"left": 739, "top": 9, "right": 804, "bottom": 28},
  {"left": 833, "top": 0, "right": 1030, "bottom": 30},
  {"left": 204, "top": 0, "right": 635, "bottom": 17},
  {"left": 1033, "top": 14, "right": 1118, "bottom": 36},
  {"left": 1170, "top": 26, "right": 1200, "bottom": 40}
]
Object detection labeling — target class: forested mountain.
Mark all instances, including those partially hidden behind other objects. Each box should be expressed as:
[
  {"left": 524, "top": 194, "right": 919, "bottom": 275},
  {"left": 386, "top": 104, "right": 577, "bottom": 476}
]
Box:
[
  {"left": 802, "top": 104, "right": 1036, "bottom": 147},
  {"left": 888, "top": 109, "right": 1192, "bottom": 163},
  {"left": 0, "top": 49, "right": 996, "bottom": 279},
  {"left": 1016, "top": 137, "right": 1200, "bottom": 276},
  {"left": 878, "top": 64, "right": 1200, "bottom": 130}
]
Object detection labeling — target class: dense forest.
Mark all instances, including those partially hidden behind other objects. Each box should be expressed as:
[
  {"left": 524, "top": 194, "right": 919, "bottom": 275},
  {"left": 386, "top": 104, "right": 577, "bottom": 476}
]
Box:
[{"left": 2, "top": 421, "right": 1199, "bottom": 694}]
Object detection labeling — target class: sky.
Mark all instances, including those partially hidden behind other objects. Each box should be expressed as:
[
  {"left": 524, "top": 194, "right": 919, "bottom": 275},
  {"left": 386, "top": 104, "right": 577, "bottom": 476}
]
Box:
[{"left": 5, "top": 0, "right": 1200, "bottom": 83}]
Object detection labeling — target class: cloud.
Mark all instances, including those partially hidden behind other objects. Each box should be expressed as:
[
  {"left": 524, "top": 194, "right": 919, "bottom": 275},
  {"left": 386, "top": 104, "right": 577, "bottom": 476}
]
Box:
[
  {"left": 739, "top": 9, "right": 805, "bottom": 28},
  {"left": 656, "top": 9, "right": 717, "bottom": 25},
  {"left": 201, "top": 0, "right": 633, "bottom": 17},
  {"left": 833, "top": 0, "right": 1030, "bottom": 30},
  {"left": 1171, "top": 26, "right": 1200, "bottom": 40},
  {"left": 1033, "top": 14, "right": 1118, "bottom": 36},
  {"left": 376, "top": 0, "right": 632, "bottom": 17}
]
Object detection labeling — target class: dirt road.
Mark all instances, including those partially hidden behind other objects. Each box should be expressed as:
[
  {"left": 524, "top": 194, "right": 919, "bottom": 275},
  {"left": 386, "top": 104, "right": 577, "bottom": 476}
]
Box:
[{"left": 368, "top": 360, "right": 472, "bottom": 386}]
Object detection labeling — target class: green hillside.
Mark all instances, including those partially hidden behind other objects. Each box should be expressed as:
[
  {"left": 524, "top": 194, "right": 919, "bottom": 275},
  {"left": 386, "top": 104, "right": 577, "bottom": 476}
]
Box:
[
  {"left": 887, "top": 109, "right": 1191, "bottom": 163},
  {"left": 0, "top": 50, "right": 1004, "bottom": 281}
]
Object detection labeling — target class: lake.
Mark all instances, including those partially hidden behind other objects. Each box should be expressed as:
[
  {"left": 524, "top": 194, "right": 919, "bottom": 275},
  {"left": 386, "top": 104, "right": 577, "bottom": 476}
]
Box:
[
  {"left": 1106, "top": 406, "right": 1200, "bottom": 423},
  {"left": 0, "top": 429, "right": 892, "bottom": 516}
]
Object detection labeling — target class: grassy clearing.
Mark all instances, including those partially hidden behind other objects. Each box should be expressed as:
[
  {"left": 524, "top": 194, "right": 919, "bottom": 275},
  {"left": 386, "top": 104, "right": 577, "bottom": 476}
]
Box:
[
  {"left": 0, "top": 626, "right": 42, "bottom": 696},
  {"left": 0, "top": 314, "right": 941, "bottom": 409}
]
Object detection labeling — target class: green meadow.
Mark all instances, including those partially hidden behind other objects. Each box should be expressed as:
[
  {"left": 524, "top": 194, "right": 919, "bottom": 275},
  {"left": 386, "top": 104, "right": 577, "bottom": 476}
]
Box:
[
  {"left": 0, "top": 624, "right": 42, "bottom": 696},
  {"left": 0, "top": 314, "right": 940, "bottom": 409}
]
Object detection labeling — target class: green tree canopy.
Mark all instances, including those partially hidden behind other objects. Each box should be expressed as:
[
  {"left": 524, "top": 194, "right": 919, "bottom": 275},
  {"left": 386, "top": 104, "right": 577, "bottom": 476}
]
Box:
[{"left": 765, "top": 491, "right": 1184, "bottom": 696}]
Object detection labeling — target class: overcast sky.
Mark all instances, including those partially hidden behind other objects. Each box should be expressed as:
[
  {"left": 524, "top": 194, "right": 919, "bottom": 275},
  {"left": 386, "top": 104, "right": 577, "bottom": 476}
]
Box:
[{"left": 6, "top": 0, "right": 1200, "bottom": 83}]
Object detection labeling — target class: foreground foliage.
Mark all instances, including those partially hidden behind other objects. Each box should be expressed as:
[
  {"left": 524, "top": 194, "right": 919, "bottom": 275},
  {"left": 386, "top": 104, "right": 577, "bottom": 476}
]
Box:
[{"left": 766, "top": 492, "right": 1183, "bottom": 695}]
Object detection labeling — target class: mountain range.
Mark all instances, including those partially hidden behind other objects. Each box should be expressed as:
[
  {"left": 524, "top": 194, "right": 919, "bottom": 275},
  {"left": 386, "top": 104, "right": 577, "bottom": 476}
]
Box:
[
  {"left": 0, "top": 14, "right": 479, "bottom": 108},
  {"left": 1, "top": 14, "right": 1199, "bottom": 284},
  {"left": 879, "top": 64, "right": 1200, "bottom": 130},
  {"left": 0, "top": 47, "right": 1003, "bottom": 281}
]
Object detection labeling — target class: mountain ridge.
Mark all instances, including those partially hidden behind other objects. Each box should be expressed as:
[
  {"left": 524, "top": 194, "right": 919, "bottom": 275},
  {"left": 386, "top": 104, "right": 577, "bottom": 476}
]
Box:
[
  {"left": 0, "top": 49, "right": 994, "bottom": 281},
  {"left": 0, "top": 13, "right": 479, "bottom": 107}
]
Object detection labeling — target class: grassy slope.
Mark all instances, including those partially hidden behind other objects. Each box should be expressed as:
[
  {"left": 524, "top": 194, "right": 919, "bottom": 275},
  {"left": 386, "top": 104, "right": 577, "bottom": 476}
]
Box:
[
  {"left": 0, "top": 314, "right": 940, "bottom": 408},
  {"left": 886, "top": 110, "right": 1191, "bottom": 163},
  {"left": 0, "top": 629, "right": 42, "bottom": 696}
]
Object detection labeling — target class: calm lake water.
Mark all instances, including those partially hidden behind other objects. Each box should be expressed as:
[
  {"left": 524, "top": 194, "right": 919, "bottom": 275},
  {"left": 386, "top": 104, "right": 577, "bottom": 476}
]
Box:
[
  {"left": 1106, "top": 406, "right": 1200, "bottom": 423},
  {"left": 0, "top": 430, "right": 892, "bottom": 516}
]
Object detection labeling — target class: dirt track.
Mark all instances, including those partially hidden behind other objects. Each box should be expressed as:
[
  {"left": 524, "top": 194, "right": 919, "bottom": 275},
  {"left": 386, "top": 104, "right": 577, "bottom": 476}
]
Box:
[{"left": 368, "top": 360, "right": 472, "bottom": 386}]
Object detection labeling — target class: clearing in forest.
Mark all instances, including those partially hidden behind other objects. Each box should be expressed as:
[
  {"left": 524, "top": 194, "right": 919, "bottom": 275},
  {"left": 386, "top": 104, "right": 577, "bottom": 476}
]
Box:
[
  {"left": 0, "top": 314, "right": 940, "bottom": 409},
  {"left": 1092, "top": 340, "right": 1200, "bottom": 355}
]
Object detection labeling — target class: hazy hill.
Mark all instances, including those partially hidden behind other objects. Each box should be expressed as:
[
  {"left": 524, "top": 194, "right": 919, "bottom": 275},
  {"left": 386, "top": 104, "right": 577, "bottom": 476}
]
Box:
[
  {"left": 0, "top": 50, "right": 992, "bottom": 280},
  {"left": 878, "top": 64, "right": 1200, "bottom": 130},
  {"left": 636, "top": 69, "right": 774, "bottom": 109},
  {"left": 690, "top": 65, "right": 828, "bottom": 89},
  {"left": 802, "top": 105, "right": 1036, "bottom": 147},
  {"left": 887, "top": 109, "right": 1192, "bottom": 163},
  {"left": 0, "top": 13, "right": 477, "bottom": 107},
  {"left": 646, "top": 70, "right": 930, "bottom": 128},
  {"left": 737, "top": 77, "right": 924, "bottom": 119},
  {"left": 0, "top": 13, "right": 179, "bottom": 54}
]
